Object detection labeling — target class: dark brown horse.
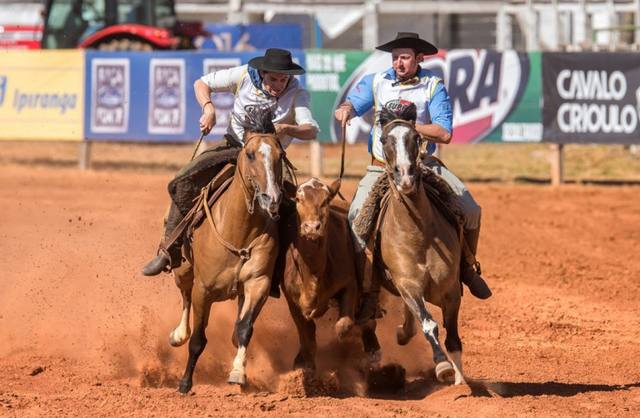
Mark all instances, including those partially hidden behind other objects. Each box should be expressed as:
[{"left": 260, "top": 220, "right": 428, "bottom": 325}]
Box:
[
  {"left": 170, "top": 108, "right": 286, "bottom": 393},
  {"left": 374, "top": 104, "right": 465, "bottom": 385}
]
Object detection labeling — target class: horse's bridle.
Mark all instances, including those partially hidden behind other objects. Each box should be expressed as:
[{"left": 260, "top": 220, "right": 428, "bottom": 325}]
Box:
[
  {"left": 236, "top": 132, "right": 296, "bottom": 217},
  {"left": 380, "top": 118, "right": 423, "bottom": 174}
]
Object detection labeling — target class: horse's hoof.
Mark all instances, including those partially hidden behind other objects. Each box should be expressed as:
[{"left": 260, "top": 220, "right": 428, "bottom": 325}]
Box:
[
  {"left": 227, "top": 370, "right": 246, "bottom": 386},
  {"left": 169, "top": 328, "right": 190, "bottom": 347},
  {"left": 178, "top": 379, "right": 192, "bottom": 394},
  {"left": 293, "top": 352, "right": 305, "bottom": 369},
  {"left": 435, "top": 361, "right": 455, "bottom": 383},
  {"left": 396, "top": 326, "right": 412, "bottom": 346},
  {"left": 293, "top": 352, "right": 315, "bottom": 372}
]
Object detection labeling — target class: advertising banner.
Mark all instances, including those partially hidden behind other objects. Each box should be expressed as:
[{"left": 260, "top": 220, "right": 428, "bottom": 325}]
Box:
[
  {"left": 85, "top": 50, "right": 306, "bottom": 142},
  {"left": 305, "top": 49, "right": 371, "bottom": 143},
  {"left": 199, "top": 24, "right": 303, "bottom": 51},
  {"left": 309, "top": 49, "right": 542, "bottom": 144},
  {"left": 0, "top": 50, "right": 84, "bottom": 141},
  {"left": 542, "top": 53, "right": 640, "bottom": 144}
]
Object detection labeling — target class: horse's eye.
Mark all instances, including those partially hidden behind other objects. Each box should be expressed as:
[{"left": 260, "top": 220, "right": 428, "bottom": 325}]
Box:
[
  {"left": 246, "top": 151, "right": 255, "bottom": 161},
  {"left": 380, "top": 135, "right": 387, "bottom": 144}
]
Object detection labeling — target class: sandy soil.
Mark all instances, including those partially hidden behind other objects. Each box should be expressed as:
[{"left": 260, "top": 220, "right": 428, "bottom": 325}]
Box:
[{"left": 1, "top": 146, "right": 640, "bottom": 417}]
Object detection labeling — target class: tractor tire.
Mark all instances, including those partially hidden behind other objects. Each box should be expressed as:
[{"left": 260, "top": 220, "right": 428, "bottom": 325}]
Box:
[{"left": 96, "top": 38, "right": 154, "bottom": 51}]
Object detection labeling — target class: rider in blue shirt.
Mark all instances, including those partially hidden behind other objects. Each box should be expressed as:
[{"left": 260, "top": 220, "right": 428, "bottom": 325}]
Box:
[{"left": 335, "top": 32, "right": 491, "bottom": 319}]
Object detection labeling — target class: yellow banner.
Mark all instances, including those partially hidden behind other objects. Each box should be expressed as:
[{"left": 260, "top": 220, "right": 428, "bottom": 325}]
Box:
[{"left": 0, "top": 50, "right": 84, "bottom": 141}]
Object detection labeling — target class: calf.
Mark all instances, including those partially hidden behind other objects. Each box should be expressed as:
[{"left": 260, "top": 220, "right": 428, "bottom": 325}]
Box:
[{"left": 281, "top": 177, "right": 361, "bottom": 370}]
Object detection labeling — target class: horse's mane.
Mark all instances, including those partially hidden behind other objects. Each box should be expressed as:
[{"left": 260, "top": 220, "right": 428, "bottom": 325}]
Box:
[
  {"left": 234, "top": 105, "right": 276, "bottom": 134},
  {"left": 377, "top": 100, "right": 418, "bottom": 127}
]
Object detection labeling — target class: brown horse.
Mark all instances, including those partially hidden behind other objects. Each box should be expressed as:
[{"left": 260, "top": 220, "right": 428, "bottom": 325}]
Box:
[
  {"left": 280, "top": 178, "right": 381, "bottom": 371},
  {"left": 374, "top": 104, "right": 465, "bottom": 385},
  {"left": 169, "top": 108, "right": 285, "bottom": 393}
]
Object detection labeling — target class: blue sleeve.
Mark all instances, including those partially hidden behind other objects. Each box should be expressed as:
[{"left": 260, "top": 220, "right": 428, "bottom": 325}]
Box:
[
  {"left": 346, "top": 74, "right": 375, "bottom": 117},
  {"left": 429, "top": 81, "right": 453, "bottom": 133}
]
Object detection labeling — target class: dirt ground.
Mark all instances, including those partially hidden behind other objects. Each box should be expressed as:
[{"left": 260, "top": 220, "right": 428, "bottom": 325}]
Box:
[{"left": 1, "top": 142, "right": 640, "bottom": 417}]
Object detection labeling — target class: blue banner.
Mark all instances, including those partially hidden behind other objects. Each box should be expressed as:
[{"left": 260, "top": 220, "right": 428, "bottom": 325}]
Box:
[
  {"left": 199, "top": 24, "right": 303, "bottom": 51},
  {"left": 84, "top": 50, "right": 306, "bottom": 142}
]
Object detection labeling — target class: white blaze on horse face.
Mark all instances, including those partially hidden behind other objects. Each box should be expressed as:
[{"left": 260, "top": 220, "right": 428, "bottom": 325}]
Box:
[
  {"left": 390, "top": 125, "right": 413, "bottom": 190},
  {"left": 258, "top": 141, "right": 278, "bottom": 201}
]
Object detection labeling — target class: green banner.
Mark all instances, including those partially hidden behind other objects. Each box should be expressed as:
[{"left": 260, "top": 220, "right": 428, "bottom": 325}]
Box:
[
  {"left": 305, "top": 49, "right": 370, "bottom": 142},
  {"left": 307, "top": 49, "right": 543, "bottom": 144}
]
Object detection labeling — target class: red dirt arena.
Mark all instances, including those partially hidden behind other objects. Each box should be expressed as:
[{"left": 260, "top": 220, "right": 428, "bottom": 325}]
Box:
[{"left": 1, "top": 142, "right": 639, "bottom": 417}]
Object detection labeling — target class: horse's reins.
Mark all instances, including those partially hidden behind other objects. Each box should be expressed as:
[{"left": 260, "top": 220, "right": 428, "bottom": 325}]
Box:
[
  {"left": 190, "top": 132, "right": 206, "bottom": 161},
  {"left": 335, "top": 123, "right": 348, "bottom": 200},
  {"left": 201, "top": 132, "right": 287, "bottom": 264}
]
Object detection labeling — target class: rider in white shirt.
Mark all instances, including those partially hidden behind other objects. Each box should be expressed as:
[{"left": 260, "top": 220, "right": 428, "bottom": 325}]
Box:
[{"left": 142, "top": 49, "right": 318, "bottom": 277}]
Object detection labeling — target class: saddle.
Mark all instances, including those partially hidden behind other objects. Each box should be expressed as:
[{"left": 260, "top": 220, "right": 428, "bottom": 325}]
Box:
[
  {"left": 162, "top": 163, "right": 236, "bottom": 260},
  {"left": 168, "top": 144, "right": 240, "bottom": 216},
  {"left": 353, "top": 163, "right": 463, "bottom": 245}
]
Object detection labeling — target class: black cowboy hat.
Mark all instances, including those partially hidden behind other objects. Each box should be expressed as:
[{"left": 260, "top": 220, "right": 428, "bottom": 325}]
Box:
[
  {"left": 248, "top": 48, "right": 305, "bottom": 75},
  {"left": 376, "top": 32, "right": 438, "bottom": 55}
]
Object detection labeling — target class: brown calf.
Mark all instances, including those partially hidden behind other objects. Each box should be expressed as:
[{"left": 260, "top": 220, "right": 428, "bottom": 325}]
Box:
[{"left": 281, "top": 177, "right": 379, "bottom": 371}]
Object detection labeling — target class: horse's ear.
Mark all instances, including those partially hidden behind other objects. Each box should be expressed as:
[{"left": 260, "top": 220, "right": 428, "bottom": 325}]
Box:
[
  {"left": 418, "top": 138, "right": 430, "bottom": 160},
  {"left": 328, "top": 178, "right": 341, "bottom": 200},
  {"left": 377, "top": 107, "right": 394, "bottom": 128}
]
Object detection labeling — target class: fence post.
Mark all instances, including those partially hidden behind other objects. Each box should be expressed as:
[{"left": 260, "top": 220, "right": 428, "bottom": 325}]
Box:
[
  {"left": 79, "top": 141, "right": 92, "bottom": 170},
  {"left": 310, "top": 140, "right": 323, "bottom": 178},
  {"left": 550, "top": 143, "right": 564, "bottom": 185}
]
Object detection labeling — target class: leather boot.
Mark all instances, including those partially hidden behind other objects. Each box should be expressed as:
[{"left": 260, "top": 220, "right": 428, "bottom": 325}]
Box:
[
  {"left": 461, "top": 227, "right": 492, "bottom": 299},
  {"left": 142, "top": 250, "right": 172, "bottom": 276},
  {"left": 142, "top": 203, "right": 184, "bottom": 276}
]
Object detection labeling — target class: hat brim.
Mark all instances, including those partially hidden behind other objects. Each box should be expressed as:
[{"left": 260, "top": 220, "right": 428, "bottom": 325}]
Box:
[
  {"left": 248, "top": 57, "right": 305, "bottom": 75},
  {"left": 376, "top": 38, "right": 438, "bottom": 55}
]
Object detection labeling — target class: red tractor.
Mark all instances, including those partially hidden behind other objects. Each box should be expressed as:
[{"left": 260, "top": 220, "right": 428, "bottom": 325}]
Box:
[{"left": 41, "top": 0, "right": 205, "bottom": 50}]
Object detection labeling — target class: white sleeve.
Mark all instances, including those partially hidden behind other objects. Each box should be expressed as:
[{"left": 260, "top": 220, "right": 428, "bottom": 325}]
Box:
[
  {"left": 293, "top": 89, "right": 320, "bottom": 130},
  {"left": 199, "top": 65, "right": 247, "bottom": 93}
]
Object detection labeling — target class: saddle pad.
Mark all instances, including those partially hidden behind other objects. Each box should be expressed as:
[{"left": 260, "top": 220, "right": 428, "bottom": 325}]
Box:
[
  {"left": 168, "top": 145, "right": 240, "bottom": 216},
  {"left": 352, "top": 166, "right": 463, "bottom": 245}
]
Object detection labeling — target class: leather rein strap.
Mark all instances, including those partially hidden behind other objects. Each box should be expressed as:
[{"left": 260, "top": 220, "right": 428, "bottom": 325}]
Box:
[
  {"left": 203, "top": 133, "right": 288, "bottom": 263},
  {"left": 200, "top": 177, "right": 265, "bottom": 262}
]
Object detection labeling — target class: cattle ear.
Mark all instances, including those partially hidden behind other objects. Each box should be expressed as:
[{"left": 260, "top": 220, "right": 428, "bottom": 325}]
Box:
[{"left": 328, "top": 178, "right": 341, "bottom": 200}]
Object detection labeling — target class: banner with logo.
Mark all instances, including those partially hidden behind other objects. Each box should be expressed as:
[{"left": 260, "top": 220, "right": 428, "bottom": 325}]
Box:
[
  {"left": 305, "top": 49, "right": 371, "bottom": 143},
  {"left": 198, "top": 24, "right": 303, "bottom": 51},
  {"left": 85, "top": 50, "right": 306, "bottom": 142},
  {"left": 542, "top": 53, "right": 640, "bottom": 144},
  {"left": 308, "top": 49, "right": 542, "bottom": 144},
  {"left": 0, "top": 50, "right": 84, "bottom": 141}
]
